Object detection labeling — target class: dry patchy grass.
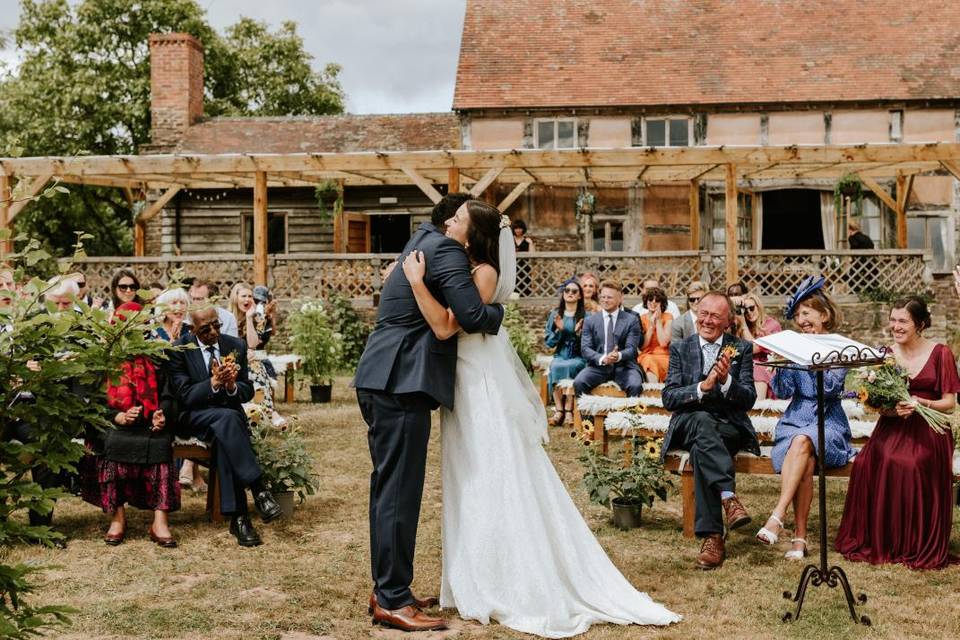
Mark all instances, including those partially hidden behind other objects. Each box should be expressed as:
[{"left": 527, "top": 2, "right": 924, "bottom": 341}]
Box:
[{"left": 6, "top": 376, "right": 960, "bottom": 639}]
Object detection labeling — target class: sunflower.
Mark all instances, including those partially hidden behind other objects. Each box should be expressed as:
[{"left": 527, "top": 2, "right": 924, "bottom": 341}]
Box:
[
  {"left": 857, "top": 388, "right": 869, "bottom": 403},
  {"left": 645, "top": 439, "right": 662, "bottom": 460}
]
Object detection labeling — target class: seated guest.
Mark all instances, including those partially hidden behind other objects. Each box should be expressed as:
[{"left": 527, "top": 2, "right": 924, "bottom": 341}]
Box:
[
  {"left": 65, "top": 271, "right": 107, "bottom": 309},
  {"left": 578, "top": 272, "right": 601, "bottom": 314},
  {"left": 154, "top": 288, "right": 190, "bottom": 343},
  {"left": 573, "top": 280, "right": 644, "bottom": 398},
  {"left": 671, "top": 281, "right": 707, "bottom": 343},
  {"left": 632, "top": 278, "right": 680, "bottom": 319},
  {"left": 182, "top": 278, "right": 239, "bottom": 338},
  {"left": 544, "top": 279, "right": 587, "bottom": 425},
  {"left": 109, "top": 269, "right": 142, "bottom": 312},
  {"left": 45, "top": 277, "right": 79, "bottom": 312},
  {"left": 661, "top": 291, "right": 757, "bottom": 570},
  {"left": 726, "top": 281, "right": 748, "bottom": 310},
  {"left": 637, "top": 287, "right": 673, "bottom": 383},
  {"left": 734, "top": 292, "right": 782, "bottom": 400},
  {"left": 169, "top": 306, "right": 282, "bottom": 546},
  {"left": 81, "top": 302, "right": 180, "bottom": 548},
  {"left": 756, "top": 278, "right": 851, "bottom": 560},
  {"left": 835, "top": 297, "right": 959, "bottom": 569}
]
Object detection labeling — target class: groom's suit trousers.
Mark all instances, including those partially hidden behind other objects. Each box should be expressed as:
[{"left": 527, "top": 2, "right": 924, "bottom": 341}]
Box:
[
  {"left": 357, "top": 388, "right": 433, "bottom": 610},
  {"left": 670, "top": 410, "right": 744, "bottom": 537}
]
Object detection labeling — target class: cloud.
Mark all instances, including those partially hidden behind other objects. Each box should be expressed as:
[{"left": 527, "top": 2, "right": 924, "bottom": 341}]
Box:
[{"left": 0, "top": 0, "right": 467, "bottom": 114}]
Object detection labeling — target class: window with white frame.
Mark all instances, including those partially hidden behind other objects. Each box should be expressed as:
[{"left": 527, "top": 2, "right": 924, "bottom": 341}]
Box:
[
  {"left": 642, "top": 117, "right": 691, "bottom": 147},
  {"left": 907, "top": 213, "right": 954, "bottom": 272},
  {"left": 535, "top": 118, "right": 577, "bottom": 149}
]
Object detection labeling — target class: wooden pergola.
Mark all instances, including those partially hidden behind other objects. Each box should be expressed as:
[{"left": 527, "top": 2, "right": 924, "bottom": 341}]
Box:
[{"left": 2, "top": 143, "right": 960, "bottom": 285}]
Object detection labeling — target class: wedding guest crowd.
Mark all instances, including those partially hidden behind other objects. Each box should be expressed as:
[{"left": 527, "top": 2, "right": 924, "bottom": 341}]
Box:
[{"left": 2, "top": 267, "right": 286, "bottom": 549}]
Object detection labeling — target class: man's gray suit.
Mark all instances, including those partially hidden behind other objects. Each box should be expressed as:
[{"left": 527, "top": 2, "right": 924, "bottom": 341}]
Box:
[
  {"left": 354, "top": 222, "right": 503, "bottom": 610},
  {"left": 661, "top": 333, "right": 759, "bottom": 536}
]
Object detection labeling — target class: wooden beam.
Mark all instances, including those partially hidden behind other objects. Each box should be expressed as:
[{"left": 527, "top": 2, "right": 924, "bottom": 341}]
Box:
[
  {"left": 134, "top": 221, "right": 146, "bottom": 257},
  {"left": 751, "top": 191, "right": 761, "bottom": 249},
  {"left": 724, "top": 164, "right": 738, "bottom": 286},
  {"left": 689, "top": 179, "right": 700, "bottom": 251},
  {"left": 448, "top": 168, "right": 460, "bottom": 193},
  {"left": 7, "top": 174, "right": 53, "bottom": 222},
  {"left": 253, "top": 171, "right": 268, "bottom": 286},
  {"left": 0, "top": 174, "right": 11, "bottom": 254},
  {"left": 497, "top": 181, "right": 532, "bottom": 213},
  {"left": 401, "top": 167, "right": 442, "bottom": 204},
  {"left": 896, "top": 173, "right": 914, "bottom": 213},
  {"left": 858, "top": 174, "right": 900, "bottom": 213},
  {"left": 469, "top": 166, "right": 504, "bottom": 198},
  {"left": 940, "top": 160, "right": 960, "bottom": 181},
  {"left": 136, "top": 186, "right": 181, "bottom": 224}
]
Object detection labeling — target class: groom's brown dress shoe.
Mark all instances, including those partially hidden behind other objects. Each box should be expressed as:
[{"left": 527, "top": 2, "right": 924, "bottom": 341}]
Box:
[
  {"left": 722, "top": 495, "right": 752, "bottom": 531},
  {"left": 696, "top": 533, "right": 725, "bottom": 570},
  {"left": 371, "top": 603, "right": 448, "bottom": 632},
  {"left": 368, "top": 592, "right": 439, "bottom": 614}
]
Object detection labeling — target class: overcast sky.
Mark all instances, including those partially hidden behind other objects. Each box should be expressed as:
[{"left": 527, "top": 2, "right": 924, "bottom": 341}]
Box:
[{"left": 0, "top": 0, "right": 467, "bottom": 114}]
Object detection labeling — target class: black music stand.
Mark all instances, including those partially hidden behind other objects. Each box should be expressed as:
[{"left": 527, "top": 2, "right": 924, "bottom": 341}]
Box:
[{"left": 764, "top": 345, "right": 886, "bottom": 626}]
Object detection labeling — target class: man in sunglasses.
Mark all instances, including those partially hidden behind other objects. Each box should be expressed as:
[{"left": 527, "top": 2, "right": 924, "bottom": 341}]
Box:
[
  {"left": 168, "top": 306, "right": 282, "bottom": 546},
  {"left": 181, "top": 278, "right": 239, "bottom": 338}
]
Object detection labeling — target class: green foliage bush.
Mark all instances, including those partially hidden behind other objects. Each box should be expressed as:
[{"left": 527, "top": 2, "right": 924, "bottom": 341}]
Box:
[
  {"left": 504, "top": 303, "right": 536, "bottom": 373},
  {"left": 0, "top": 231, "right": 169, "bottom": 637},
  {"left": 579, "top": 439, "right": 672, "bottom": 508},
  {"left": 326, "top": 293, "right": 370, "bottom": 373},
  {"left": 247, "top": 407, "right": 318, "bottom": 503},
  {"left": 288, "top": 300, "right": 342, "bottom": 385}
]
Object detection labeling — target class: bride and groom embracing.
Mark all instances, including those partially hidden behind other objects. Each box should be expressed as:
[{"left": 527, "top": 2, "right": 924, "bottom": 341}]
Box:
[{"left": 354, "top": 196, "right": 680, "bottom": 637}]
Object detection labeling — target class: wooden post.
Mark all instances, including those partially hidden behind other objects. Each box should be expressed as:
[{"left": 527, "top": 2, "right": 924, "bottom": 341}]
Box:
[
  {"left": 689, "top": 179, "right": 700, "bottom": 250},
  {"left": 448, "top": 168, "right": 460, "bottom": 193},
  {"left": 0, "top": 175, "right": 11, "bottom": 255},
  {"left": 134, "top": 221, "right": 146, "bottom": 256},
  {"left": 253, "top": 171, "right": 268, "bottom": 286},
  {"left": 895, "top": 174, "right": 910, "bottom": 249},
  {"left": 724, "top": 164, "right": 738, "bottom": 286}
]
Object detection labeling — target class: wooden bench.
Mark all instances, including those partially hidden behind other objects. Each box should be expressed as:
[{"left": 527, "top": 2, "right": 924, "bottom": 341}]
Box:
[{"left": 172, "top": 440, "right": 223, "bottom": 523}]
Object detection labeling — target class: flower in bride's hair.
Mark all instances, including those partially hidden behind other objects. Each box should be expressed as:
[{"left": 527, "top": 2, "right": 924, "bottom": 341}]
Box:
[{"left": 499, "top": 215, "right": 511, "bottom": 229}]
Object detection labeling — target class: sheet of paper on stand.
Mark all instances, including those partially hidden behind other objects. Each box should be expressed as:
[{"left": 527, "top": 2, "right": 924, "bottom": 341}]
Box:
[{"left": 754, "top": 331, "right": 884, "bottom": 366}]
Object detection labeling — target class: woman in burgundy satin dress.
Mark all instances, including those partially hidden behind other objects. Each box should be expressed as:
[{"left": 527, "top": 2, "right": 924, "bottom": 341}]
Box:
[{"left": 835, "top": 297, "right": 959, "bottom": 569}]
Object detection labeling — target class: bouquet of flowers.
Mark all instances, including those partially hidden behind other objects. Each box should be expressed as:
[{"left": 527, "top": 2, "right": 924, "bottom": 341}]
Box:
[{"left": 851, "top": 358, "right": 953, "bottom": 434}]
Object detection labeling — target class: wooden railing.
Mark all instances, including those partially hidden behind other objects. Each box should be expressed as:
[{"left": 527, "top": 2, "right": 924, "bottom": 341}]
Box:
[{"left": 74, "top": 250, "right": 932, "bottom": 303}]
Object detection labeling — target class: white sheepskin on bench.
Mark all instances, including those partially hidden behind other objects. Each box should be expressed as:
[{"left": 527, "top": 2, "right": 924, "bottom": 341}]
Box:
[{"left": 605, "top": 411, "right": 878, "bottom": 439}]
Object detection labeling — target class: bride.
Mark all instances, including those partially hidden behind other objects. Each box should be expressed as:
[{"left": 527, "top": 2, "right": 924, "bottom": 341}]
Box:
[{"left": 401, "top": 199, "right": 680, "bottom": 637}]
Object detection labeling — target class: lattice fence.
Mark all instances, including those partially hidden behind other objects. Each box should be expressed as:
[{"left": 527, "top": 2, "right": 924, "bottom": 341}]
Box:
[
  {"left": 707, "top": 250, "right": 931, "bottom": 301},
  {"left": 75, "top": 250, "right": 930, "bottom": 304}
]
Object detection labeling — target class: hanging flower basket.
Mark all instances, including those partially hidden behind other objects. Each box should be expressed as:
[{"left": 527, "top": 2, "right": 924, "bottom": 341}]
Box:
[{"left": 575, "top": 189, "right": 596, "bottom": 219}]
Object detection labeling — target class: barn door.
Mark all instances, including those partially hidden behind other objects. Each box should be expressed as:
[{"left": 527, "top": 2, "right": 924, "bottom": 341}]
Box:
[{"left": 344, "top": 213, "right": 370, "bottom": 252}]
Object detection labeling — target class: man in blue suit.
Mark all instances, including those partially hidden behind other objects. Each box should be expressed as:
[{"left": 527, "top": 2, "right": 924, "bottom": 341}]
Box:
[
  {"left": 661, "top": 291, "right": 759, "bottom": 570},
  {"left": 573, "top": 280, "right": 644, "bottom": 397}
]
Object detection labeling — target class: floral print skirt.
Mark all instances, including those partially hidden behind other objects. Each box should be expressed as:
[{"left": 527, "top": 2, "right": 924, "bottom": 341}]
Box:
[{"left": 80, "top": 455, "right": 181, "bottom": 513}]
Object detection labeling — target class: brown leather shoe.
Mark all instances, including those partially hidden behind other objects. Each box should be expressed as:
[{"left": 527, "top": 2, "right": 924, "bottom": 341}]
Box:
[
  {"left": 372, "top": 603, "right": 447, "bottom": 632},
  {"left": 696, "top": 533, "right": 725, "bottom": 570},
  {"left": 368, "top": 592, "right": 439, "bottom": 614},
  {"left": 722, "top": 495, "right": 752, "bottom": 531},
  {"left": 148, "top": 526, "right": 178, "bottom": 549}
]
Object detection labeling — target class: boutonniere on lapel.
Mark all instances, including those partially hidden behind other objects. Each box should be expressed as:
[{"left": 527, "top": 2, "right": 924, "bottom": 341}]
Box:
[{"left": 720, "top": 344, "right": 740, "bottom": 363}]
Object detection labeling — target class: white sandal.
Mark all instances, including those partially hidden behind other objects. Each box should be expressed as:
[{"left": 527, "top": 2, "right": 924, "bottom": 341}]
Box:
[
  {"left": 756, "top": 513, "right": 784, "bottom": 545},
  {"left": 784, "top": 538, "right": 808, "bottom": 560}
]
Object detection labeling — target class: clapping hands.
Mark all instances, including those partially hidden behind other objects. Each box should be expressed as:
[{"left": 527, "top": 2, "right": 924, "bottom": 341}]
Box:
[
  {"left": 701, "top": 352, "right": 731, "bottom": 391},
  {"left": 600, "top": 346, "right": 620, "bottom": 366}
]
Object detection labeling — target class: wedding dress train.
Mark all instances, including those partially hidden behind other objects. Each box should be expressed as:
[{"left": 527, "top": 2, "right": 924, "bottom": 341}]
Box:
[{"left": 439, "top": 329, "right": 680, "bottom": 637}]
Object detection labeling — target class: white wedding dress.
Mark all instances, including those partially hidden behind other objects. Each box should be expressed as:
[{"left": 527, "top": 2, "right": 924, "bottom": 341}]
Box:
[{"left": 438, "top": 228, "right": 680, "bottom": 637}]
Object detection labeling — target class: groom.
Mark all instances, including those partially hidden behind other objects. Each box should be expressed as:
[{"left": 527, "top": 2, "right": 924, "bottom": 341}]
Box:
[{"left": 354, "top": 196, "right": 505, "bottom": 632}]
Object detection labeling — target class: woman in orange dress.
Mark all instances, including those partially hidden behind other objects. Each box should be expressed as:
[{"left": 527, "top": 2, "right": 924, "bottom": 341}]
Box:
[{"left": 637, "top": 287, "right": 673, "bottom": 383}]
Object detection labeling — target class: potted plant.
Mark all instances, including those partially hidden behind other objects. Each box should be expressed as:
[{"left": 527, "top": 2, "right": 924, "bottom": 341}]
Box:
[
  {"left": 578, "top": 437, "right": 672, "bottom": 530},
  {"left": 247, "top": 405, "right": 318, "bottom": 516},
  {"left": 288, "top": 300, "right": 342, "bottom": 402}
]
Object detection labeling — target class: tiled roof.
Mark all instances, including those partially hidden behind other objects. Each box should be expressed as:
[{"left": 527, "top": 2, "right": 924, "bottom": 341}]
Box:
[
  {"left": 453, "top": 0, "right": 960, "bottom": 110},
  {"left": 175, "top": 113, "right": 460, "bottom": 153}
]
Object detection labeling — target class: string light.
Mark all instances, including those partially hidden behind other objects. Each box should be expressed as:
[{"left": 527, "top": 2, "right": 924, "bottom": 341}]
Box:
[{"left": 183, "top": 189, "right": 230, "bottom": 202}]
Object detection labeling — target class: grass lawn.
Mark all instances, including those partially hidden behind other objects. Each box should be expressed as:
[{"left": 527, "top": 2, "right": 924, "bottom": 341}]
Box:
[{"left": 6, "top": 376, "right": 960, "bottom": 639}]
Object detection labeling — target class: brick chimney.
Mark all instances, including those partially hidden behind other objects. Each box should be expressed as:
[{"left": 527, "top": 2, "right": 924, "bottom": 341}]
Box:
[{"left": 148, "top": 33, "right": 204, "bottom": 151}]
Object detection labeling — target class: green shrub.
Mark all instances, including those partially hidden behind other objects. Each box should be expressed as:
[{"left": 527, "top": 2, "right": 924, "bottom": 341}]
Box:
[
  {"left": 504, "top": 303, "right": 536, "bottom": 373},
  {"left": 288, "top": 300, "right": 342, "bottom": 385},
  {"left": 326, "top": 293, "right": 370, "bottom": 373},
  {"left": 247, "top": 407, "right": 318, "bottom": 503}
]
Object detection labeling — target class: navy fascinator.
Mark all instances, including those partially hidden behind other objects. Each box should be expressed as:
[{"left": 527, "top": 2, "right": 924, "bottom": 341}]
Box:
[{"left": 784, "top": 275, "right": 826, "bottom": 320}]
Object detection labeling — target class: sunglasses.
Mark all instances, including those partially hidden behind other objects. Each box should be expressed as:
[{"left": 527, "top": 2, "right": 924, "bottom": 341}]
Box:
[
  {"left": 195, "top": 320, "right": 222, "bottom": 334},
  {"left": 687, "top": 296, "right": 703, "bottom": 304},
  {"left": 563, "top": 287, "right": 580, "bottom": 294},
  {"left": 76, "top": 281, "right": 86, "bottom": 288},
  {"left": 744, "top": 305, "right": 758, "bottom": 313},
  {"left": 116, "top": 283, "right": 137, "bottom": 291}
]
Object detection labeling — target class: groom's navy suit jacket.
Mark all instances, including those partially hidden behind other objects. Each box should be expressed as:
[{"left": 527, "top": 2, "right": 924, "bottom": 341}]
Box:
[{"left": 354, "top": 223, "right": 504, "bottom": 410}]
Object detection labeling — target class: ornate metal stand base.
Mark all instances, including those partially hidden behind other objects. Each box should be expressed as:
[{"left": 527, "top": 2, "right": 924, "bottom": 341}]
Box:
[{"left": 782, "top": 563, "right": 870, "bottom": 625}]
